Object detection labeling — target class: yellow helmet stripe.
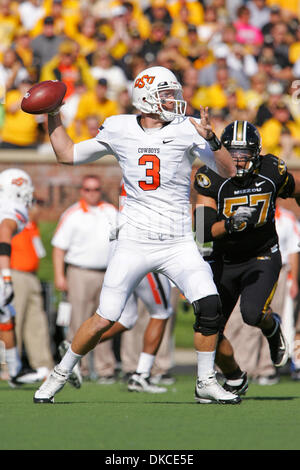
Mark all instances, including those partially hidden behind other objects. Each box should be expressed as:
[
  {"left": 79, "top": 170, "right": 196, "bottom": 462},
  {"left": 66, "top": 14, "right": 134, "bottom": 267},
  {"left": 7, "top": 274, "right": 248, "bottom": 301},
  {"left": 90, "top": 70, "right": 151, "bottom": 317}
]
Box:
[{"left": 236, "top": 121, "right": 244, "bottom": 141}]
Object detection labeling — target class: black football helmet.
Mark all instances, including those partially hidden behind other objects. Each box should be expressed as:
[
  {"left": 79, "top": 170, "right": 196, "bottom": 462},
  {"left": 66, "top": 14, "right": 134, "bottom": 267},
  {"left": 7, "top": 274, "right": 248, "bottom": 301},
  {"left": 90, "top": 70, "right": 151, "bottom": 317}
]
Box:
[{"left": 221, "top": 121, "right": 262, "bottom": 178}]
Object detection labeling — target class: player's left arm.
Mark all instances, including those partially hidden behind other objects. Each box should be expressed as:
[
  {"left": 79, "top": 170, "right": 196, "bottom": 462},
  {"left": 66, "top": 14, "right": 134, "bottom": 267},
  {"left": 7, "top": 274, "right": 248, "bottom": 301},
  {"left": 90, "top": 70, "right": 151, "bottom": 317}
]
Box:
[
  {"left": 0, "top": 218, "right": 18, "bottom": 305},
  {"left": 190, "top": 106, "right": 236, "bottom": 179},
  {"left": 290, "top": 171, "right": 300, "bottom": 205}
]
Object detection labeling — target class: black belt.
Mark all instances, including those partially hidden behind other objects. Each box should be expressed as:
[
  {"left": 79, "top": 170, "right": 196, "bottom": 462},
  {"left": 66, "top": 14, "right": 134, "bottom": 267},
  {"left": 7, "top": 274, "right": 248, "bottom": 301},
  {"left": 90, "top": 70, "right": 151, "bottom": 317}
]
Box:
[
  {"left": 223, "top": 244, "right": 279, "bottom": 264},
  {"left": 66, "top": 263, "right": 106, "bottom": 273}
]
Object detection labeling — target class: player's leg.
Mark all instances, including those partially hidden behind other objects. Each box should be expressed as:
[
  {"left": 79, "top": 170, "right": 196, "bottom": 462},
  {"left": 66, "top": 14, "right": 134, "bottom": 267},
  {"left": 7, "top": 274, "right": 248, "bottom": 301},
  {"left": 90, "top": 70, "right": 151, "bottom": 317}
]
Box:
[
  {"left": 147, "top": 277, "right": 177, "bottom": 384},
  {"left": 159, "top": 239, "right": 241, "bottom": 404},
  {"left": 216, "top": 334, "right": 249, "bottom": 396},
  {"left": 127, "top": 317, "right": 168, "bottom": 394},
  {"left": 211, "top": 260, "right": 249, "bottom": 395},
  {"left": 0, "top": 319, "right": 21, "bottom": 380},
  {"left": 99, "top": 277, "right": 169, "bottom": 393},
  {"left": 99, "top": 290, "right": 139, "bottom": 343},
  {"left": 34, "top": 238, "right": 150, "bottom": 403},
  {"left": 127, "top": 273, "right": 172, "bottom": 393},
  {"left": 99, "top": 322, "right": 128, "bottom": 341},
  {"left": 239, "top": 250, "right": 288, "bottom": 368},
  {"left": 0, "top": 306, "right": 42, "bottom": 386}
]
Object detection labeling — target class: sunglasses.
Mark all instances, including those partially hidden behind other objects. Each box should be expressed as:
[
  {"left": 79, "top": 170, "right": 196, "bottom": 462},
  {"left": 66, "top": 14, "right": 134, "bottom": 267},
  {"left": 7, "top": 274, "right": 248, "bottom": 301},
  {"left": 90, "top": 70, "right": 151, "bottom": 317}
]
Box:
[{"left": 82, "top": 187, "right": 101, "bottom": 192}]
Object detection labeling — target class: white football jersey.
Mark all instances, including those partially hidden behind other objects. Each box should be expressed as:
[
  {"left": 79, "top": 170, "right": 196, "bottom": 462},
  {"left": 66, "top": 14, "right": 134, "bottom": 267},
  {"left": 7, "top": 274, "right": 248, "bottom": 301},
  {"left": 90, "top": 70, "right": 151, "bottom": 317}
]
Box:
[
  {"left": 275, "top": 206, "right": 300, "bottom": 266},
  {"left": 94, "top": 114, "right": 217, "bottom": 236},
  {"left": 0, "top": 198, "right": 28, "bottom": 233}
]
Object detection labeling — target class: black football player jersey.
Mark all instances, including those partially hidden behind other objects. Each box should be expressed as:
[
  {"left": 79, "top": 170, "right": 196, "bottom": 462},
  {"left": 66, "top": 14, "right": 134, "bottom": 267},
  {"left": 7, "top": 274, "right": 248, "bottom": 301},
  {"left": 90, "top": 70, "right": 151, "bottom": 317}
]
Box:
[{"left": 194, "top": 154, "right": 295, "bottom": 262}]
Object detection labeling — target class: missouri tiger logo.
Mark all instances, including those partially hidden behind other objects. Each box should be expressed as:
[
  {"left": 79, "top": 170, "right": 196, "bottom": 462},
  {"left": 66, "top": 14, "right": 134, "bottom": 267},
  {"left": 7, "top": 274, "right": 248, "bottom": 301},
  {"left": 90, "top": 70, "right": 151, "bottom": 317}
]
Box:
[
  {"left": 278, "top": 159, "right": 286, "bottom": 175},
  {"left": 196, "top": 173, "right": 211, "bottom": 188},
  {"left": 134, "top": 75, "right": 155, "bottom": 89}
]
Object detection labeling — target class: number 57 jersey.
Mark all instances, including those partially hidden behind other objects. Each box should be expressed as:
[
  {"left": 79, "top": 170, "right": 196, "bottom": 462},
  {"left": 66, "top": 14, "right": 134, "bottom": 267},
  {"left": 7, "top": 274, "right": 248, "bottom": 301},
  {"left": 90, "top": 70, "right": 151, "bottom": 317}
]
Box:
[
  {"left": 194, "top": 154, "right": 295, "bottom": 262},
  {"left": 96, "top": 114, "right": 217, "bottom": 237}
]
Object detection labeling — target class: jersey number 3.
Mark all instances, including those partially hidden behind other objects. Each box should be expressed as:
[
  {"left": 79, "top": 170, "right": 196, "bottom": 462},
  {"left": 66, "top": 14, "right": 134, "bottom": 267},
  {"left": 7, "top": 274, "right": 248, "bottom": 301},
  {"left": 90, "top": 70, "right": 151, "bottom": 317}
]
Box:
[{"left": 138, "top": 154, "right": 160, "bottom": 191}]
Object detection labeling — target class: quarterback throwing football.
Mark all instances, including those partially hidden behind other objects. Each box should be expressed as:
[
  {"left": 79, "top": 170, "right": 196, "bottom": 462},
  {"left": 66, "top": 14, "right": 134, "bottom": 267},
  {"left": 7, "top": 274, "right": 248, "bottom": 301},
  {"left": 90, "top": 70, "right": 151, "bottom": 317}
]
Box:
[{"left": 34, "top": 66, "right": 241, "bottom": 405}]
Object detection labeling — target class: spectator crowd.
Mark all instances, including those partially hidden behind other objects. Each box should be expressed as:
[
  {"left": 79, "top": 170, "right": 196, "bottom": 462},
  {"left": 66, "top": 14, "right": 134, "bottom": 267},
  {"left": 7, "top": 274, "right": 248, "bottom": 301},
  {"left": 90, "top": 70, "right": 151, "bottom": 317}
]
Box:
[{"left": 0, "top": 0, "right": 300, "bottom": 157}]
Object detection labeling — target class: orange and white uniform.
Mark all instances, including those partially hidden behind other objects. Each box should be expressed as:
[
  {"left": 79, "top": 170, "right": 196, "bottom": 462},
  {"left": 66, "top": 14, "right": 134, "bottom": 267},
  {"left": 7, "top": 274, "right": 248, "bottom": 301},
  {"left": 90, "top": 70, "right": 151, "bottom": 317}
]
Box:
[
  {"left": 0, "top": 198, "right": 28, "bottom": 322},
  {"left": 72, "top": 114, "right": 218, "bottom": 323}
]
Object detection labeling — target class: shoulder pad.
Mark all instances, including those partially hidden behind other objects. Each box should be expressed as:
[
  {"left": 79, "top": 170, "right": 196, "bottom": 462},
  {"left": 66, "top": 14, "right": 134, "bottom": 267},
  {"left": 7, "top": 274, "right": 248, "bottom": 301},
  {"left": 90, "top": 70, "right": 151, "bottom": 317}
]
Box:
[
  {"left": 260, "top": 154, "right": 287, "bottom": 179},
  {"left": 194, "top": 166, "right": 222, "bottom": 197}
]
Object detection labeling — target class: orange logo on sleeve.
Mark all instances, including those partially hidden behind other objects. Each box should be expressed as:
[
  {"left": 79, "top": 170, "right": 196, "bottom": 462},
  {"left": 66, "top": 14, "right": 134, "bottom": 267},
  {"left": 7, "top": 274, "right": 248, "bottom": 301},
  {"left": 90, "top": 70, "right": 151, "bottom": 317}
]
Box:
[{"left": 134, "top": 75, "right": 155, "bottom": 88}]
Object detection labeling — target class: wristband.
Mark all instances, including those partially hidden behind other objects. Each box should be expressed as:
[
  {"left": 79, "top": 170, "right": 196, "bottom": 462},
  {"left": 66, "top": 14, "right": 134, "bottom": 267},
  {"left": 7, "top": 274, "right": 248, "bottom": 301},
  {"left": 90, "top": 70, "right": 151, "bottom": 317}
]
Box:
[
  {"left": 1, "top": 268, "right": 12, "bottom": 282},
  {"left": 0, "top": 242, "right": 11, "bottom": 256},
  {"left": 48, "top": 107, "right": 61, "bottom": 116},
  {"left": 206, "top": 133, "right": 222, "bottom": 151},
  {"left": 224, "top": 217, "right": 233, "bottom": 234}
]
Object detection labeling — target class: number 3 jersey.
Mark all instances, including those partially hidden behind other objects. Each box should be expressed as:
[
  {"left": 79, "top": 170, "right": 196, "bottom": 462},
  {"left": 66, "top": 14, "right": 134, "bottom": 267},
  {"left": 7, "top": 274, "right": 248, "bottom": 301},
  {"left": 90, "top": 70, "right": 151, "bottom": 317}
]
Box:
[
  {"left": 194, "top": 154, "right": 295, "bottom": 262},
  {"left": 93, "top": 114, "right": 217, "bottom": 237}
]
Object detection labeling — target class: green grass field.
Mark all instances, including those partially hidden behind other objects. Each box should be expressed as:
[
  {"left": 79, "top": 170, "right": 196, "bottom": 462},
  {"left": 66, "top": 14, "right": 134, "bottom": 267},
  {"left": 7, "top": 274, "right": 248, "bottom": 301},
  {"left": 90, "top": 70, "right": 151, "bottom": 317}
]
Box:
[
  {"left": 9, "top": 223, "right": 297, "bottom": 452},
  {"left": 1, "top": 375, "right": 300, "bottom": 450}
]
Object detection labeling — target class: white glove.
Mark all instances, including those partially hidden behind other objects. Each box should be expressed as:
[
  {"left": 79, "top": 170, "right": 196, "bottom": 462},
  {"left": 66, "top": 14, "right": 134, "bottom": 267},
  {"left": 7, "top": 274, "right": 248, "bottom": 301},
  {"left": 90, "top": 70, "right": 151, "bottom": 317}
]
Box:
[
  {"left": 1, "top": 269, "right": 14, "bottom": 307},
  {"left": 226, "top": 206, "right": 256, "bottom": 233}
]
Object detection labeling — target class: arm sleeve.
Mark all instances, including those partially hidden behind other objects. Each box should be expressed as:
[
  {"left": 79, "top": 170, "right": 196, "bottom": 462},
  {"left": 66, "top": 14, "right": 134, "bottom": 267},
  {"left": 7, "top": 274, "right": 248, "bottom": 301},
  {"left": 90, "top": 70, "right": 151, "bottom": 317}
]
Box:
[
  {"left": 278, "top": 172, "right": 295, "bottom": 199},
  {"left": 194, "top": 205, "right": 218, "bottom": 243},
  {"left": 73, "top": 138, "right": 114, "bottom": 165},
  {"left": 189, "top": 141, "right": 218, "bottom": 173}
]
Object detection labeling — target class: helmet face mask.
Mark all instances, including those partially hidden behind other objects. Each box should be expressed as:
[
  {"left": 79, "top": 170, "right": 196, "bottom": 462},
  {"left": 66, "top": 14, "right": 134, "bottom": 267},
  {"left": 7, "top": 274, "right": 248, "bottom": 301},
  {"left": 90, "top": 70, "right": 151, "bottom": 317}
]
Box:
[
  {"left": 132, "top": 66, "right": 187, "bottom": 122},
  {"left": 0, "top": 169, "right": 34, "bottom": 207},
  {"left": 221, "top": 121, "right": 262, "bottom": 179},
  {"left": 230, "top": 148, "right": 257, "bottom": 178}
]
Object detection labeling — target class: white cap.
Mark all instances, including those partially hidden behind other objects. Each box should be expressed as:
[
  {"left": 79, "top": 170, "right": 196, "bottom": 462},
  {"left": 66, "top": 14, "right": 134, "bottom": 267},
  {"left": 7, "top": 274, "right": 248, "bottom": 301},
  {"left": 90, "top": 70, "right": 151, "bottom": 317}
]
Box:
[
  {"left": 214, "top": 44, "right": 230, "bottom": 59},
  {"left": 267, "top": 82, "right": 284, "bottom": 95}
]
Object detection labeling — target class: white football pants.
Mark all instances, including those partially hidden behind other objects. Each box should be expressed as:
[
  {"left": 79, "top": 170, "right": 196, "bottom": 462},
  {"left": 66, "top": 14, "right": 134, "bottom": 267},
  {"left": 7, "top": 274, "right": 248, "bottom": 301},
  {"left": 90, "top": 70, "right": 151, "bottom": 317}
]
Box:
[
  {"left": 117, "top": 272, "right": 173, "bottom": 330},
  {"left": 96, "top": 227, "right": 217, "bottom": 323}
]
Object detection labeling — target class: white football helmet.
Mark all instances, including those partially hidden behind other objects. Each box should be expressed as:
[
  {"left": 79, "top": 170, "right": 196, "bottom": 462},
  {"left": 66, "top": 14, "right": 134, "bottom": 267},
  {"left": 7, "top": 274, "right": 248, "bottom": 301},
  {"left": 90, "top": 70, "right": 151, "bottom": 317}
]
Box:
[
  {"left": 0, "top": 168, "right": 34, "bottom": 207},
  {"left": 132, "top": 66, "right": 187, "bottom": 122}
]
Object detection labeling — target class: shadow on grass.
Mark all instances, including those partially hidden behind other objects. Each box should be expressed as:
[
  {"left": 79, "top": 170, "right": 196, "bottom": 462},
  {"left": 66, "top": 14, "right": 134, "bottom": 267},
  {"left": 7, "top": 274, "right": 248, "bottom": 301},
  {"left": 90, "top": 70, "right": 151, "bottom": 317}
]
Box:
[
  {"left": 51, "top": 396, "right": 300, "bottom": 405},
  {"left": 242, "top": 396, "right": 299, "bottom": 401}
]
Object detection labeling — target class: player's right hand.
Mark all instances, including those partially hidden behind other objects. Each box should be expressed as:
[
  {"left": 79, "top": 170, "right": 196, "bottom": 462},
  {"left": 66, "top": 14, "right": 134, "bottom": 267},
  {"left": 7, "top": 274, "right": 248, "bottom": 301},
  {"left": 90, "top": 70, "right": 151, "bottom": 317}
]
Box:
[
  {"left": 1, "top": 270, "right": 14, "bottom": 306},
  {"left": 225, "top": 206, "right": 256, "bottom": 233}
]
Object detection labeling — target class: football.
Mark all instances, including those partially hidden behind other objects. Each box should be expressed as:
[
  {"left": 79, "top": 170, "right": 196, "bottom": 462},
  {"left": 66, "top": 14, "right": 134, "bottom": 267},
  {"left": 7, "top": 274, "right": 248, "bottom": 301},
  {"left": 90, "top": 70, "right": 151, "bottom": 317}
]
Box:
[{"left": 21, "top": 80, "right": 67, "bottom": 115}]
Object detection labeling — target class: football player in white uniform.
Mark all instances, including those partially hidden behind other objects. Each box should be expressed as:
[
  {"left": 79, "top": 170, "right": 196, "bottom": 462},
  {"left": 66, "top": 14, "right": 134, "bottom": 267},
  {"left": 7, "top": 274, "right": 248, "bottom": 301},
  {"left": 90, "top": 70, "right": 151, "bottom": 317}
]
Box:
[
  {"left": 34, "top": 66, "right": 240, "bottom": 404},
  {"left": 0, "top": 168, "right": 42, "bottom": 386}
]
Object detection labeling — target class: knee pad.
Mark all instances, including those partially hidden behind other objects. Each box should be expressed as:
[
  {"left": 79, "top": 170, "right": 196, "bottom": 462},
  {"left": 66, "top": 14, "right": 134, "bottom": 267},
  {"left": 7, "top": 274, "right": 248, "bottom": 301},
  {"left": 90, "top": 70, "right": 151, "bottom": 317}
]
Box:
[{"left": 192, "top": 294, "right": 222, "bottom": 336}]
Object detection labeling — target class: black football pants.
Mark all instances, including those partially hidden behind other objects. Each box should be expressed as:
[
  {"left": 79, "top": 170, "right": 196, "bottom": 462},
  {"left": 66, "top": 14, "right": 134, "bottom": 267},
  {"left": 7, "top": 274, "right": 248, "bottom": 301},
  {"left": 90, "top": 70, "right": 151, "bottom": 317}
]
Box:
[{"left": 208, "top": 249, "right": 282, "bottom": 333}]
